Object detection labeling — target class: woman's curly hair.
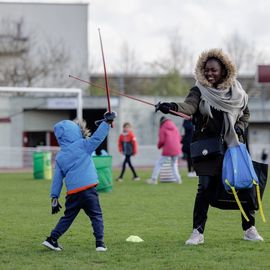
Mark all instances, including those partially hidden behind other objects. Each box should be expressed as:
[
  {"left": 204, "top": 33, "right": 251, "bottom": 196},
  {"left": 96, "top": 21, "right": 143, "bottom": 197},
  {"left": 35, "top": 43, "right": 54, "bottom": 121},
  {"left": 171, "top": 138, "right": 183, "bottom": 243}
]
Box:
[{"left": 73, "top": 119, "right": 91, "bottom": 138}]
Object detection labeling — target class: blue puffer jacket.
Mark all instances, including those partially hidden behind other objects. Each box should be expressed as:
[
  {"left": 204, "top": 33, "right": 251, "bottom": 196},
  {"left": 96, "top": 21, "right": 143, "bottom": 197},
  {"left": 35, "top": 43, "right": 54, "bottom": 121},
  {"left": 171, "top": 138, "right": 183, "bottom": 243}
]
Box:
[{"left": 50, "top": 120, "right": 110, "bottom": 198}]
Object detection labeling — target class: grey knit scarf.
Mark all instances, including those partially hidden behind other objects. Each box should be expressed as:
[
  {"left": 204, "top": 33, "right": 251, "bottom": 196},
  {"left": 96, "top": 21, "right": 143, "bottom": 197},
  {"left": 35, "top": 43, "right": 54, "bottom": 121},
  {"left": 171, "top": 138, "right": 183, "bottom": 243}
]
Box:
[{"left": 195, "top": 80, "right": 248, "bottom": 147}]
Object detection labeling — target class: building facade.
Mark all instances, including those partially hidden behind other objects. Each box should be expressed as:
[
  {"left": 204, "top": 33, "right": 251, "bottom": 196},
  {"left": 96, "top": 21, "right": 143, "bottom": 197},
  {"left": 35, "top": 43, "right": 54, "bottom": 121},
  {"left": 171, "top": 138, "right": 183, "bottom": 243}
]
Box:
[
  {"left": 0, "top": 83, "right": 269, "bottom": 168},
  {"left": 0, "top": 1, "right": 89, "bottom": 87}
]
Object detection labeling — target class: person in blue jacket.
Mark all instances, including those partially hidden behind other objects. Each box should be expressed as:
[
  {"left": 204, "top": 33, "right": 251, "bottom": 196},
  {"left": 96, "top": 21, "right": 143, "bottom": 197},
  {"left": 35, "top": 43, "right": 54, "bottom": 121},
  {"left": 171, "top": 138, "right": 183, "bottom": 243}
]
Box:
[{"left": 42, "top": 111, "right": 116, "bottom": 252}]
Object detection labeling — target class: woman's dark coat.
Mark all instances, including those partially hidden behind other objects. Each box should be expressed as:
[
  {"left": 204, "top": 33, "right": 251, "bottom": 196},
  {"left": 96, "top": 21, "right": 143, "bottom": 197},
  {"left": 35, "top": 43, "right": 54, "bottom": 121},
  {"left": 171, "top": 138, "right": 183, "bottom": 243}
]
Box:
[{"left": 175, "top": 49, "right": 250, "bottom": 176}]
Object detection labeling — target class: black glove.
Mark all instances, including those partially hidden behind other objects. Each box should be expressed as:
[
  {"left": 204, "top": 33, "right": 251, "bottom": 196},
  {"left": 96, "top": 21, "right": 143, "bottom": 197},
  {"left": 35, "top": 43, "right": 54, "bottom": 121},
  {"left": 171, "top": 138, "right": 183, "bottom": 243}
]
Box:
[
  {"left": 95, "top": 111, "right": 117, "bottom": 126},
  {"left": 51, "top": 198, "right": 62, "bottom": 214},
  {"left": 234, "top": 126, "right": 243, "bottom": 136},
  {"left": 234, "top": 126, "right": 245, "bottom": 142},
  {"left": 104, "top": 111, "right": 117, "bottom": 123},
  {"left": 155, "top": 102, "right": 178, "bottom": 114}
]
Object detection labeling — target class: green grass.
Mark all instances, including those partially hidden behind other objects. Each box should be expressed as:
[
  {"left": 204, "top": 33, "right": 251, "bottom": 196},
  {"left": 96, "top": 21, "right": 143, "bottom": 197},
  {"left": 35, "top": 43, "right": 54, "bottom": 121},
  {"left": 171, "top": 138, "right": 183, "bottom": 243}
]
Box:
[{"left": 1, "top": 169, "right": 270, "bottom": 270}]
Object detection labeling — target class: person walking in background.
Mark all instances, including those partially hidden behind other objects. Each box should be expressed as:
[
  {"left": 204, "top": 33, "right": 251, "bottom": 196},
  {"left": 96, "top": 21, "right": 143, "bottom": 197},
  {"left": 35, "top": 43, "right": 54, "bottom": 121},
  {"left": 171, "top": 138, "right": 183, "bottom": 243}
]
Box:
[
  {"left": 42, "top": 112, "right": 116, "bottom": 252},
  {"left": 182, "top": 119, "right": 196, "bottom": 178},
  {"left": 146, "top": 116, "right": 182, "bottom": 184},
  {"left": 155, "top": 48, "right": 263, "bottom": 244},
  {"left": 261, "top": 148, "right": 268, "bottom": 164},
  {"left": 117, "top": 122, "right": 140, "bottom": 181}
]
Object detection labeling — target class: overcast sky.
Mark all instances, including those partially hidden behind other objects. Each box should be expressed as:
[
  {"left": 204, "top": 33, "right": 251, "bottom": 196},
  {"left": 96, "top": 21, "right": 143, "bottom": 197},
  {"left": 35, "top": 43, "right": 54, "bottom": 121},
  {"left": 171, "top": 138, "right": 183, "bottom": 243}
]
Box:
[
  {"left": 89, "top": 0, "right": 269, "bottom": 73},
  {"left": 2, "top": 0, "right": 269, "bottom": 73}
]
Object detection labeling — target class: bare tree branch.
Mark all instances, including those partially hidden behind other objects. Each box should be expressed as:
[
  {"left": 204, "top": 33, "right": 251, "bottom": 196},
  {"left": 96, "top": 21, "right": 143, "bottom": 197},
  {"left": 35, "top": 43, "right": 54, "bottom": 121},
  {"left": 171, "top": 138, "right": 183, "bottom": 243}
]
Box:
[
  {"left": 115, "top": 41, "right": 141, "bottom": 75},
  {"left": 150, "top": 30, "right": 191, "bottom": 74},
  {"left": 0, "top": 18, "right": 72, "bottom": 87},
  {"left": 223, "top": 32, "right": 268, "bottom": 74}
]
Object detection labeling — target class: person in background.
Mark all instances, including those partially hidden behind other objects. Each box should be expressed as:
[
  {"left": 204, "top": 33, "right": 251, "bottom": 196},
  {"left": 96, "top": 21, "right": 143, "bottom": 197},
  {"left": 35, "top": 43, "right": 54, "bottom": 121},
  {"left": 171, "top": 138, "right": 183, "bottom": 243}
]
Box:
[
  {"left": 146, "top": 116, "right": 182, "bottom": 184},
  {"left": 261, "top": 148, "right": 268, "bottom": 164},
  {"left": 117, "top": 122, "right": 140, "bottom": 181},
  {"left": 182, "top": 119, "right": 196, "bottom": 177},
  {"left": 155, "top": 48, "right": 263, "bottom": 244},
  {"left": 42, "top": 111, "right": 116, "bottom": 252}
]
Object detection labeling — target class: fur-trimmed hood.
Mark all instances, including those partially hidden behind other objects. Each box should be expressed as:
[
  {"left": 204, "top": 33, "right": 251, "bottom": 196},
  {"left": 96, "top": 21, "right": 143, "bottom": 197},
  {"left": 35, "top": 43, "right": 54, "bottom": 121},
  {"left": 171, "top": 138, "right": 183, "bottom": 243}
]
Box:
[{"left": 194, "top": 48, "right": 237, "bottom": 89}]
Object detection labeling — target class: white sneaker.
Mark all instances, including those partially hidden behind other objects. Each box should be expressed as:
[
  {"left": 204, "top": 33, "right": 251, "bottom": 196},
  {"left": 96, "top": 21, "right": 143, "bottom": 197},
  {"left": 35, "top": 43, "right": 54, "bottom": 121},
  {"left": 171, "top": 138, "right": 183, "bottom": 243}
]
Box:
[
  {"left": 96, "top": 246, "right": 108, "bottom": 252},
  {"left": 96, "top": 241, "right": 107, "bottom": 252},
  {"left": 185, "top": 229, "right": 204, "bottom": 245},
  {"left": 187, "top": 172, "right": 197, "bottom": 178},
  {"left": 244, "top": 226, "right": 264, "bottom": 241},
  {"left": 133, "top": 177, "right": 140, "bottom": 181},
  {"left": 146, "top": 179, "right": 157, "bottom": 185}
]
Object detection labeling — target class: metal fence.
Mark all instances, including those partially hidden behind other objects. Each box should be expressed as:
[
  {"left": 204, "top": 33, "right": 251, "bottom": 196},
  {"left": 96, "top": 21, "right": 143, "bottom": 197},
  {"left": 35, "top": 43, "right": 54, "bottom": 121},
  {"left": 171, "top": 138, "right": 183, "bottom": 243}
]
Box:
[{"left": 0, "top": 146, "right": 59, "bottom": 170}]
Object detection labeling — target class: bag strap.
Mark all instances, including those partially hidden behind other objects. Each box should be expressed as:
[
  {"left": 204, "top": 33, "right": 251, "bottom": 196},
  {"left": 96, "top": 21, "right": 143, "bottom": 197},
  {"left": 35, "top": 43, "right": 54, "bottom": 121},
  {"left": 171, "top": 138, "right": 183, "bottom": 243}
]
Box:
[
  {"left": 224, "top": 179, "right": 249, "bottom": 222},
  {"left": 220, "top": 119, "right": 225, "bottom": 142},
  {"left": 253, "top": 180, "right": 266, "bottom": 223},
  {"left": 243, "top": 128, "right": 250, "bottom": 152},
  {"left": 242, "top": 128, "right": 267, "bottom": 222}
]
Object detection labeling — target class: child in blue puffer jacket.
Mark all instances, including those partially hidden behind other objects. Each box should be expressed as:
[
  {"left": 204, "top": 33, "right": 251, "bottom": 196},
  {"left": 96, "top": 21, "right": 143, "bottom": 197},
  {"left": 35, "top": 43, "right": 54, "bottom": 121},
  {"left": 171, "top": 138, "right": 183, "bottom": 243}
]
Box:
[{"left": 42, "top": 112, "right": 116, "bottom": 252}]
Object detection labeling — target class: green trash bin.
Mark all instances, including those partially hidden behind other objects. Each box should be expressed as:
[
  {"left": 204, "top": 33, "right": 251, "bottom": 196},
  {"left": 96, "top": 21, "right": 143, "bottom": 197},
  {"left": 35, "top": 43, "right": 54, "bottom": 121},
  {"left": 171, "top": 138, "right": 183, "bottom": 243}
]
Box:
[
  {"left": 33, "top": 152, "right": 52, "bottom": 180},
  {"left": 93, "top": 156, "right": 113, "bottom": 192}
]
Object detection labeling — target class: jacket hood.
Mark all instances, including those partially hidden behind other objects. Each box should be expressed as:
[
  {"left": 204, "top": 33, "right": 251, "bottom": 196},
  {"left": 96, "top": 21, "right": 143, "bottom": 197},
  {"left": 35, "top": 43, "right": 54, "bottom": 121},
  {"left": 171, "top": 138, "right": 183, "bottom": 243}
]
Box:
[
  {"left": 195, "top": 48, "right": 237, "bottom": 89},
  {"left": 161, "top": 119, "right": 175, "bottom": 131},
  {"left": 54, "top": 120, "right": 82, "bottom": 147}
]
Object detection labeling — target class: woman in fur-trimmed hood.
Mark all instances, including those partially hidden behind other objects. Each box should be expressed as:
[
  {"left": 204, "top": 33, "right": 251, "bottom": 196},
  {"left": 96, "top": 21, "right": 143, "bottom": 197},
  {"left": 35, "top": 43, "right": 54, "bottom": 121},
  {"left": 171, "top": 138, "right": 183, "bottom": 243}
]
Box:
[
  {"left": 155, "top": 48, "right": 263, "bottom": 245},
  {"left": 195, "top": 48, "right": 237, "bottom": 89}
]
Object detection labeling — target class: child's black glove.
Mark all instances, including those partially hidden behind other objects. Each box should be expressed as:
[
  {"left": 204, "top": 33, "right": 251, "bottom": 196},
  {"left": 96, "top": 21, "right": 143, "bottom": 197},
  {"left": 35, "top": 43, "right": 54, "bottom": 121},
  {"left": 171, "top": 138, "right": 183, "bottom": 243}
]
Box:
[
  {"left": 51, "top": 198, "right": 62, "bottom": 214},
  {"left": 155, "top": 102, "right": 178, "bottom": 114},
  {"left": 95, "top": 111, "right": 117, "bottom": 126},
  {"left": 104, "top": 111, "right": 117, "bottom": 123}
]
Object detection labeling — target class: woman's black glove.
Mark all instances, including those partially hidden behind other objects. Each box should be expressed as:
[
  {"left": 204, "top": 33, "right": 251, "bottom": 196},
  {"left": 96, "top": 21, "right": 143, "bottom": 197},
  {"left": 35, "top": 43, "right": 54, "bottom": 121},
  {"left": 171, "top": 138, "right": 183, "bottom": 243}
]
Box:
[
  {"left": 234, "top": 126, "right": 243, "bottom": 136},
  {"left": 51, "top": 198, "right": 62, "bottom": 214},
  {"left": 155, "top": 102, "right": 178, "bottom": 114},
  {"left": 234, "top": 126, "right": 245, "bottom": 142}
]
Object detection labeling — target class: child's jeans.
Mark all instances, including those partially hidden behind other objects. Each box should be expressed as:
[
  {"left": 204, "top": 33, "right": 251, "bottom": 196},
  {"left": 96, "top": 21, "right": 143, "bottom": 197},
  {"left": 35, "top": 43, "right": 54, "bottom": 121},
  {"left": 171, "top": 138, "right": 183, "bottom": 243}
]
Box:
[{"left": 50, "top": 187, "right": 104, "bottom": 242}]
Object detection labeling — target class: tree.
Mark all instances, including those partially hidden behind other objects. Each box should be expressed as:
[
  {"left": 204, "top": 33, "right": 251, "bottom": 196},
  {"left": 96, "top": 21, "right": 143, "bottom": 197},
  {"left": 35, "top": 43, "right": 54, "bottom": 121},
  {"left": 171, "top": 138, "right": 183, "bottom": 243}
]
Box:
[
  {"left": 223, "top": 32, "right": 267, "bottom": 74},
  {"left": 0, "top": 18, "right": 72, "bottom": 87},
  {"left": 149, "top": 30, "right": 191, "bottom": 96},
  {"left": 116, "top": 41, "right": 141, "bottom": 75},
  {"left": 113, "top": 41, "right": 143, "bottom": 95}
]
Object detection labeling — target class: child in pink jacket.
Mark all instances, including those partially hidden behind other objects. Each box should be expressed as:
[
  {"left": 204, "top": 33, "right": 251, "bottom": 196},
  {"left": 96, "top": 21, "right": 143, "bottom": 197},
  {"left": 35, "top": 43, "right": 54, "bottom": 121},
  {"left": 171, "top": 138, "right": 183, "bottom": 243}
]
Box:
[{"left": 147, "top": 117, "right": 182, "bottom": 184}]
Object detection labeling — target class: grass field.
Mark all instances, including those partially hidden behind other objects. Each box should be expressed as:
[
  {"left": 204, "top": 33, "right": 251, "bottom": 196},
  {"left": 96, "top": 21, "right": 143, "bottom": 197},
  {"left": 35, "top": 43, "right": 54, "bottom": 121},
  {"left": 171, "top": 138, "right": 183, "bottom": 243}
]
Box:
[{"left": 1, "top": 169, "right": 270, "bottom": 270}]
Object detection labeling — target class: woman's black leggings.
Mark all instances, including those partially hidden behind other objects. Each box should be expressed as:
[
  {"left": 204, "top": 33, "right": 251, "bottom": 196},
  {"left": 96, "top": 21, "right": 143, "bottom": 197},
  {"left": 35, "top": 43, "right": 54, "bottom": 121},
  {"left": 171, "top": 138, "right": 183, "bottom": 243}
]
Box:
[
  {"left": 186, "top": 152, "right": 193, "bottom": 172},
  {"left": 193, "top": 175, "right": 255, "bottom": 233},
  {"left": 119, "top": 155, "right": 138, "bottom": 178}
]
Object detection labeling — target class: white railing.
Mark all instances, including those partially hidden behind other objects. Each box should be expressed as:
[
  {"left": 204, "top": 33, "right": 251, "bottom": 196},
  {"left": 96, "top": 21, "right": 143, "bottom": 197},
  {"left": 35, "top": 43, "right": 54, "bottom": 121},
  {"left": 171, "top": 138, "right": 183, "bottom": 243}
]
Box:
[
  {"left": 0, "top": 143, "right": 267, "bottom": 171},
  {"left": 0, "top": 146, "right": 59, "bottom": 169}
]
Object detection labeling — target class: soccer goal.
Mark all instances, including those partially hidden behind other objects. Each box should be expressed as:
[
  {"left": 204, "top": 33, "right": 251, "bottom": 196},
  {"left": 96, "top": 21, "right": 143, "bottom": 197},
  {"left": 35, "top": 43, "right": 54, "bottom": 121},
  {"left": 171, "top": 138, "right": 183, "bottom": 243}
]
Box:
[
  {"left": 0, "top": 87, "right": 83, "bottom": 170},
  {"left": 0, "top": 86, "right": 83, "bottom": 120}
]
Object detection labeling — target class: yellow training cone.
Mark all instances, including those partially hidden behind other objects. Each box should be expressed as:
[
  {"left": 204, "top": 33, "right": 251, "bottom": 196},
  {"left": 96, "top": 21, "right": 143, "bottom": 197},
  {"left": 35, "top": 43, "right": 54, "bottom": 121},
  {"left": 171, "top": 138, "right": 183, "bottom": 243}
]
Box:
[{"left": 126, "top": 235, "right": 144, "bottom": 242}]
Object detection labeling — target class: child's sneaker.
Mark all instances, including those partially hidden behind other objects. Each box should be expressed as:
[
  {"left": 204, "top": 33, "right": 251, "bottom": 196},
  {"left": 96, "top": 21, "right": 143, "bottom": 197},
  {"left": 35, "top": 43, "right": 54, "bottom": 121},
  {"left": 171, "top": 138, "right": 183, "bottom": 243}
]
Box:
[
  {"left": 133, "top": 177, "right": 140, "bottom": 181},
  {"left": 96, "top": 241, "right": 107, "bottom": 252},
  {"left": 42, "top": 237, "right": 63, "bottom": 251},
  {"left": 116, "top": 178, "right": 123, "bottom": 182},
  {"left": 146, "top": 179, "right": 157, "bottom": 185},
  {"left": 188, "top": 172, "right": 197, "bottom": 178}
]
